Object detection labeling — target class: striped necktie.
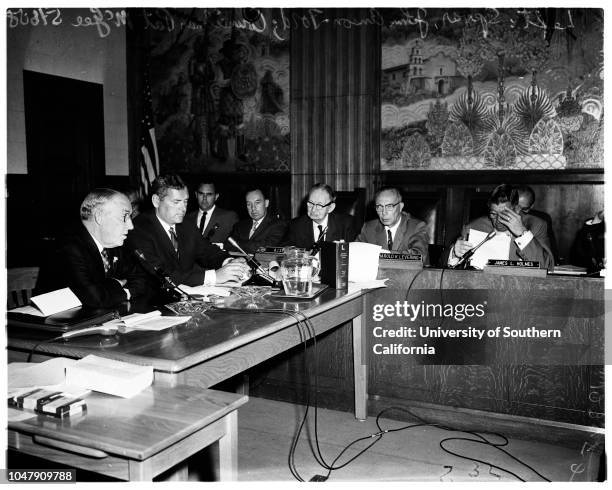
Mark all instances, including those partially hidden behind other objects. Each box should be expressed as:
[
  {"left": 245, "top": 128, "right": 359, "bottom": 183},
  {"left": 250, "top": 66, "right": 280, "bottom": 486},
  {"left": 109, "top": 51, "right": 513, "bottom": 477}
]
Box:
[
  {"left": 101, "top": 249, "right": 111, "bottom": 275},
  {"left": 169, "top": 226, "right": 179, "bottom": 256},
  {"left": 387, "top": 229, "right": 393, "bottom": 251},
  {"left": 249, "top": 220, "right": 259, "bottom": 238}
]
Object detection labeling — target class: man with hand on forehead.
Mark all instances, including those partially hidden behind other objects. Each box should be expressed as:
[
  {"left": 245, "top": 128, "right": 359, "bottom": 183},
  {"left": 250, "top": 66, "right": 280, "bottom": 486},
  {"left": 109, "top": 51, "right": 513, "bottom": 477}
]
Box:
[
  {"left": 128, "top": 174, "right": 250, "bottom": 295},
  {"left": 283, "top": 183, "right": 357, "bottom": 250},
  {"left": 35, "top": 188, "right": 141, "bottom": 307},
  {"left": 356, "top": 186, "right": 429, "bottom": 261},
  {"left": 448, "top": 184, "right": 554, "bottom": 270}
]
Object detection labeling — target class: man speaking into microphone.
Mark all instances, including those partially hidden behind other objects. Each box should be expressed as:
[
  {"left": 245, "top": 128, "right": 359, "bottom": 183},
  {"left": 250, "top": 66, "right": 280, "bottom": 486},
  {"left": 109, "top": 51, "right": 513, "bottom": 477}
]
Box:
[
  {"left": 127, "top": 174, "right": 250, "bottom": 297},
  {"left": 448, "top": 184, "right": 554, "bottom": 270}
]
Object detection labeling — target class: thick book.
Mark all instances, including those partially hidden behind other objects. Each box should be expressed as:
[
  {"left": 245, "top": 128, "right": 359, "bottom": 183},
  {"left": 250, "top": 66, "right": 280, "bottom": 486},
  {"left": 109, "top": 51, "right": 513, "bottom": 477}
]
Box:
[
  {"left": 65, "top": 355, "right": 153, "bottom": 398},
  {"left": 320, "top": 241, "right": 349, "bottom": 290}
]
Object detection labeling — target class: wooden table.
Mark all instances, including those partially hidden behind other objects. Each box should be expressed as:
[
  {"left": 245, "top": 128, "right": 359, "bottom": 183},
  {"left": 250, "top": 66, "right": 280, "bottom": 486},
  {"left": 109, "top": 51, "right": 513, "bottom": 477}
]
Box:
[
  {"left": 7, "top": 288, "right": 368, "bottom": 420},
  {"left": 8, "top": 385, "right": 248, "bottom": 481}
]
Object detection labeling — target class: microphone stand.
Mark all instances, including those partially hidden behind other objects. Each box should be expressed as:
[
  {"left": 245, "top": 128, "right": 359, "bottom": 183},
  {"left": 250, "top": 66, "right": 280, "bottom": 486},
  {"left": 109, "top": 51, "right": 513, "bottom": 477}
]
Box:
[
  {"left": 226, "top": 238, "right": 279, "bottom": 286},
  {"left": 454, "top": 230, "right": 496, "bottom": 269},
  {"left": 133, "top": 249, "right": 198, "bottom": 300}
]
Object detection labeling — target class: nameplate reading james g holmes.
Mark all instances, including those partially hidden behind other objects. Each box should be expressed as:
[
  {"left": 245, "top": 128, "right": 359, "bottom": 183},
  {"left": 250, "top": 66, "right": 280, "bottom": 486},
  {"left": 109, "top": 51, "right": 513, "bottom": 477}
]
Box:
[
  {"left": 257, "top": 247, "right": 285, "bottom": 254},
  {"left": 486, "top": 259, "right": 540, "bottom": 268},
  {"left": 379, "top": 253, "right": 422, "bottom": 261}
]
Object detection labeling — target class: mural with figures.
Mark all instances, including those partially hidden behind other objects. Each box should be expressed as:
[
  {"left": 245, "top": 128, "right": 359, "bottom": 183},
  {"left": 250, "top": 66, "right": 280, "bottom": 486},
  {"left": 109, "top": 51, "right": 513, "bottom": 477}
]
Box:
[
  {"left": 380, "top": 8, "right": 603, "bottom": 170},
  {"left": 145, "top": 8, "right": 290, "bottom": 173}
]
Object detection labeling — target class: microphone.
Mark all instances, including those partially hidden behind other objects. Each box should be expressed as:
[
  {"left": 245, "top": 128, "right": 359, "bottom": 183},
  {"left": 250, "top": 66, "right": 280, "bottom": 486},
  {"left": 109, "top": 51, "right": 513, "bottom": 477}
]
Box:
[
  {"left": 205, "top": 223, "right": 220, "bottom": 241},
  {"left": 454, "top": 230, "right": 496, "bottom": 268},
  {"left": 310, "top": 226, "right": 328, "bottom": 255},
  {"left": 226, "top": 237, "right": 277, "bottom": 284},
  {"left": 133, "top": 249, "right": 194, "bottom": 300},
  {"left": 61, "top": 325, "right": 119, "bottom": 339}
]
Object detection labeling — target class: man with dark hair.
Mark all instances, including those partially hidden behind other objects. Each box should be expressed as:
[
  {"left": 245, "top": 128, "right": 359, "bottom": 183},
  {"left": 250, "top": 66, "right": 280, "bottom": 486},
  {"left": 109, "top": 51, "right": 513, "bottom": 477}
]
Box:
[
  {"left": 516, "top": 184, "right": 560, "bottom": 264},
  {"left": 448, "top": 184, "right": 554, "bottom": 269},
  {"left": 128, "top": 174, "right": 250, "bottom": 293},
  {"left": 283, "top": 183, "right": 357, "bottom": 250},
  {"left": 36, "top": 188, "right": 140, "bottom": 307},
  {"left": 356, "top": 187, "right": 429, "bottom": 261},
  {"left": 184, "top": 181, "right": 238, "bottom": 245},
  {"left": 226, "top": 187, "right": 287, "bottom": 254}
]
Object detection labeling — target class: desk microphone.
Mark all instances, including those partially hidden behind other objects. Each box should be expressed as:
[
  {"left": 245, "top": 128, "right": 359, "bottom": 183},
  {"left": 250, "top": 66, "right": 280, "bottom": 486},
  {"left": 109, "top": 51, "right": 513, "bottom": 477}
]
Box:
[
  {"left": 454, "top": 230, "right": 496, "bottom": 268},
  {"left": 226, "top": 237, "right": 277, "bottom": 284},
  {"left": 205, "top": 223, "right": 220, "bottom": 241},
  {"left": 132, "top": 249, "right": 193, "bottom": 300},
  {"left": 61, "top": 325, "right": 119, "bottom": 339}
]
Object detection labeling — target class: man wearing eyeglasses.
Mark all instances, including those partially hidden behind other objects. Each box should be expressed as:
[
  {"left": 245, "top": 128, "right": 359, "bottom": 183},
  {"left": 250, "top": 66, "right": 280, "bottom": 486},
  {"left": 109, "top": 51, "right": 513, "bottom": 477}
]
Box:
[
  {"left": 448, "top": 184, "right": 554, "bottom": 270},
  {"left": 35, "top": 188, "right": 142, "bottom": 307},
  {"left": 283, "top": 183, "right": 357, "bottom": 250},
  {"left": 356, "top": 187, "right": 429, "bottom": 261},
  {"left": 184, "top": 181, "right": 238, "bottom": 245}
]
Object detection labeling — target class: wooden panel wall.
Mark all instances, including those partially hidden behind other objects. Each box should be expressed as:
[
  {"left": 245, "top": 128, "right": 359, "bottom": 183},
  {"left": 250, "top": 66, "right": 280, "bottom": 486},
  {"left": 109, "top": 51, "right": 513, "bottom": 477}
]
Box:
[{"left": 290, "top": 8, "right": 380, "bottom": 213}]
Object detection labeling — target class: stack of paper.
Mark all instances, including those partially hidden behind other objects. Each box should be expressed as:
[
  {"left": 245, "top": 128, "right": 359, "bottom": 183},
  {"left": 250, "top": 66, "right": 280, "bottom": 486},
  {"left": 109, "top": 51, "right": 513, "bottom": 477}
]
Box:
[
  {"left": 105, "top": 310, "right": 191, "bottom": 331},
  {"left": 348, "top": 242, "right": 381, "bottom": 282},
  {"left": 10, "top": 288, "right": 81, "bottom": 316},
  {"left": 65, "top": 355, "right": 153, "bottom": 398},
  {"left": 467, "top": 229, "right": 511, "bottom": 269}
]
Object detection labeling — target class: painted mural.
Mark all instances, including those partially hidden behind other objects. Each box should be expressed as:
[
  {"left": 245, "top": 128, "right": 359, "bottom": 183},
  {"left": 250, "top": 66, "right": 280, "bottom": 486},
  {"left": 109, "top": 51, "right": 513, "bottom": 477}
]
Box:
[
  {"left": 380, "top": 8, "right": 604, "bottom": 170},
  {"left": 145, "top": 8, "right": 290, "bottom": 173}
]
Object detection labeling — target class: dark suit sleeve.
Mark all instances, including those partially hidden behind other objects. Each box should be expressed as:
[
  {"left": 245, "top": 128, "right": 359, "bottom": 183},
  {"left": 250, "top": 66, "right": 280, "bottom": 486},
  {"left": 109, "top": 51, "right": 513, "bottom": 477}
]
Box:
[
  {"left": 522, "top": 219, "right": 554, "bottom": 270},
  {"left": 400, "top": 221, "right": 429, "bottom": 260},
  {"left": 343, "top": 215, "right": 358, "bottom": 242},
  {"left": 355, "top": 222, "right": 369, "bottom": 243},
  {"left": 59, "top": 243, "right": 128, "bottom": 308},
  {"left": 281, "top": 218, "right": 300, "bottom": 247},
  {"left": 243, "top": 219, "right": 288, "bottom": 254}
]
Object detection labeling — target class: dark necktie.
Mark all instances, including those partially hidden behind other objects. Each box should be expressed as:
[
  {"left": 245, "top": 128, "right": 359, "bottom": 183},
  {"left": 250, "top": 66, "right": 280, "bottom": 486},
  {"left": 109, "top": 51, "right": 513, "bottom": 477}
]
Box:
[
  {"left": 101, "top": 249, "right": 111, "bottom": 276},
  {"left": 387, "top": 229, "right": 393, "bottom": 251},
  {"left": 199, "top": 211, "right": 207, "bottom": 235},
  {"left": 169, "top": 226, "right": 179, "bottom": 256},
  {"left": 317, "top": 225, "right": 324, "bottom": 242}
]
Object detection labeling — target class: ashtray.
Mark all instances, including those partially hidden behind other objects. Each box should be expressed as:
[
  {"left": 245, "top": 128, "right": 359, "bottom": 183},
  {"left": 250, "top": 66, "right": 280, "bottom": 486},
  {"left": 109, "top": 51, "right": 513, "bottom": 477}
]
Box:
[
  {"left": 229, "top": 286, "right": 274, "bottom": 299},
  {"left": 165, "top": 300, "right": 212, "bottom": 315}
]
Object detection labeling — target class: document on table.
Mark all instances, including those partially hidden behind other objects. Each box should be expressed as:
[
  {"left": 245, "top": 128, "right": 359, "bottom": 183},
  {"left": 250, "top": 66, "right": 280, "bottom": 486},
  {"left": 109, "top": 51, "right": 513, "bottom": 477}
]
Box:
[
  {"left": 106, "top": 310, "right": 191, "bottom": 331},
  {"left": 467, "top": 229, "right": 511, "bottom": 269},
  {"left": 348, "top": 242, "right": 382, "bottom": 282},
  {"left": 9, "top": 288, "right": 82, "bottom": 316},
  {"left": 179, "top": 284, "right": 233, "bottom": 297}
]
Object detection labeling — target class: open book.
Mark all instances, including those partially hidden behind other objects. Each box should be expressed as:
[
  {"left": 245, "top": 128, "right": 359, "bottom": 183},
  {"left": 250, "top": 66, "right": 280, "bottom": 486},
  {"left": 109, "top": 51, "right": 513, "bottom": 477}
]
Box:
[{"left": 10, "top": 288, "right": 81, "bottom": 317}]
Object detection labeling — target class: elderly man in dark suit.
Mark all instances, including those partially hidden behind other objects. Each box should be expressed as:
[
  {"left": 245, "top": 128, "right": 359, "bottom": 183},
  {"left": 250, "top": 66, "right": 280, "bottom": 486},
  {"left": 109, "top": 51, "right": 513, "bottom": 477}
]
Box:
[
  {"left": 36, "top": 188, "right": 140, "bottom": 307},
  {"left": 226, "top": 188, "right": 287, "bottom": 254},
  {"left": 283, "top": 183, "right": 357, "bottom": 251},
  {"left": 448, "top": 184, "right": 554, "bottom": 270},
  {"left": 356, "top": 186, "right": 429, "bottom": 261},
  {"left": 184, "top": 181, "right": 238, "bottom": 245},
  {"left": 127, "top": 174, "right": 250, "bottom": 294}
]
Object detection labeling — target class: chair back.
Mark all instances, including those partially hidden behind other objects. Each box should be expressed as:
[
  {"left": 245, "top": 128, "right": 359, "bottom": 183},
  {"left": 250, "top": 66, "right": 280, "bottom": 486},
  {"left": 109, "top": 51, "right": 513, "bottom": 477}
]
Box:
[{"left": 7, "top": 267, "right": 40, "bottom": 309}]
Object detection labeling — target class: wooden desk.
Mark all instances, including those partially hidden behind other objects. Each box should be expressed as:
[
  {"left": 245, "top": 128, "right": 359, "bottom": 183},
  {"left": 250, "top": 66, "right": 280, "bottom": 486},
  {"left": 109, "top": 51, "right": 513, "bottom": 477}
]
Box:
[
  {"left": 8, "top": 385, "right": 248, "bottom": 481},
  {"left": 7, "top": 288, "right": 368, "bottom": 420}
]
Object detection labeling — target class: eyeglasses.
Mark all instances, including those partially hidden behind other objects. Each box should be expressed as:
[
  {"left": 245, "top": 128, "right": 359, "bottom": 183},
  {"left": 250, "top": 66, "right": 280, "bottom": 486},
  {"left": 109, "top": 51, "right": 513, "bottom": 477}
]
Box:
[
  {"left": 375, "top": 202, "right": 401, "bottom": 212},
  {"left": 307, "top": 200, "right": 333, "bottom": 210}
]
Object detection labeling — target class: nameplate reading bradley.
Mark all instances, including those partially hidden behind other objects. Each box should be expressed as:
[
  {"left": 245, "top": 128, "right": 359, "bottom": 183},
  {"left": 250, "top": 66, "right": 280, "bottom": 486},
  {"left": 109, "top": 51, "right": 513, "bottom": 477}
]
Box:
[
  {"left": 379, "top": 253, "right": 422, "bottom": 261},
  {"left": 486, "top": 259, "right": 540, "bottom": 268}
]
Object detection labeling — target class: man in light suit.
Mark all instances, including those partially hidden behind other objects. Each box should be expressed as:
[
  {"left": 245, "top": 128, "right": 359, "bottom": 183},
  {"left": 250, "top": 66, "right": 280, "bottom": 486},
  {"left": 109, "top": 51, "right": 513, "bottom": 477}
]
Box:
[
  {"left": 448, "top": 184, "right": 554, "bottom": 270},
  {"left": 356, "top": 187, "right": 429, "bottom": 262},
  {"left": 127, "top": 174, "right": 249, "bottom": 297},
  {"left": 184, "top": 181, "right": 238, "bottom": 245},
  {"left": 226, "top": 188, "right": 287, "bottom": 254},
  {"left": 283, "top": 183, "right": 357, "bottom": 250},
  {"left": 36, "top": 188, "right": 142, "bottom": 307}
]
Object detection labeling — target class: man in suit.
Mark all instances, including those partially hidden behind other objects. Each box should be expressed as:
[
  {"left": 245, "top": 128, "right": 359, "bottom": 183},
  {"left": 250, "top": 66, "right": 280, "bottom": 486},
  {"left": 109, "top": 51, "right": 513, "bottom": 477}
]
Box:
[
  {"left": 226, "top": 188, "right": 287, "bottom": 254},
  {"left": 283, "top": 183, "right": 357, "bottom": 250},
  {"left": 127, "top": 174, "right": 250, "bottom": 295},
  {"left": 356, "top": 187, "right": 429, "bottom": 262},
  {"left": 517, "top": 185, "right": 560, "bottom": 265},
  {"left": 36, "top": 188, "right": 140, "bottom": 308},
  {"left": 448, "top": 184, "right": 554, "bottom": 270},
  {"left": 184, "top": 181, "right": 238, "bottom": 245}
]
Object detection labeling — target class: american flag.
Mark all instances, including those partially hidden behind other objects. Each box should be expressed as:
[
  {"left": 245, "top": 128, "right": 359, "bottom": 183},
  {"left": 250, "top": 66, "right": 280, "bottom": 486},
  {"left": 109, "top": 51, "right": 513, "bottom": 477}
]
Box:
[{"left": 139, "top": 61, "right": 159, "bottom": 197}]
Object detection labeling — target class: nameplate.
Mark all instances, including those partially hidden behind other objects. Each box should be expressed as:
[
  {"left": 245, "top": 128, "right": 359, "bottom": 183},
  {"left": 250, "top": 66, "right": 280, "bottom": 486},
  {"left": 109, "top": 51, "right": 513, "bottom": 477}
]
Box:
[
  {"left": 486, "top": 260, "right": 540, "bottom": 268},
  {"left": 483, "top": 260, "right": 547, "bottom": 277},
  {"left": 256, "top": 247, "right": 285, "bottom": 254},
  {"left": 379, "top": 253, "right": 422, "bottom": 261}
]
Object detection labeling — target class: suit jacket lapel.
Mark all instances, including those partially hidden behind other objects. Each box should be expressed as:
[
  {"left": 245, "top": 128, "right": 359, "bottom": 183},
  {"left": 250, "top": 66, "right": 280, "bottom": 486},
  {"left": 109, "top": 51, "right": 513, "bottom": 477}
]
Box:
[
  {"left": 375, "top": 221, "right": 387, "bottom": 249},
  {"left": 153, "top": 214, "right": 179, "bottom": 261},
  {"left": 80, "top": 225, "right": 106, "bottom": 278},
  {"left": 251, "top": 214, "right": 269, "bottom": 240},
  {"left": 325, "top": 215, "right": 336, "bottom": 242},
  {"left": 203, "top": 208, "right": 218, "bottom": 237}
]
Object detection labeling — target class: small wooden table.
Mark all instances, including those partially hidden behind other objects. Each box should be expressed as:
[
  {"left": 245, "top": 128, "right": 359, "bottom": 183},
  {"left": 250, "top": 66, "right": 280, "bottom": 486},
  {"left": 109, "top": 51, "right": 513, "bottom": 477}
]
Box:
[{"left": 7, "top": 385, "right": 248, "bottom": 481}]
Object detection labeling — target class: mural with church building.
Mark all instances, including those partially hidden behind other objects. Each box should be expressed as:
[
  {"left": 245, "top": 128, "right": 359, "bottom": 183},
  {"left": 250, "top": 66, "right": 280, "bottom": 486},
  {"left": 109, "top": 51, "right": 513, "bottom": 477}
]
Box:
[{"left": 380, "top": 8, "right": 603, "bottom": 171}]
